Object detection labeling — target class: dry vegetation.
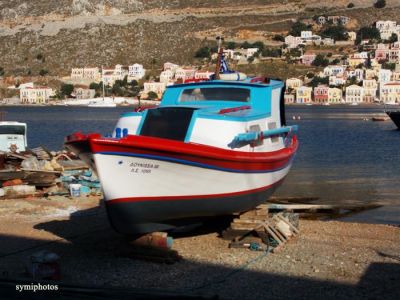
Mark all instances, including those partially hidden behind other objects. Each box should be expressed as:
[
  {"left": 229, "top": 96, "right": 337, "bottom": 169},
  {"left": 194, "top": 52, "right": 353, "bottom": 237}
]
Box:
[{"left": 0, "top": 1, "right": 399, "bottom": 76}]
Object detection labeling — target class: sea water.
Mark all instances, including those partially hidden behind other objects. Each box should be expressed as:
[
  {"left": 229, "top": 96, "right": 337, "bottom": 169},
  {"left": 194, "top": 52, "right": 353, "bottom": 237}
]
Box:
[{"left": 2, "top": 105, "right": 399, "bottom": 223}]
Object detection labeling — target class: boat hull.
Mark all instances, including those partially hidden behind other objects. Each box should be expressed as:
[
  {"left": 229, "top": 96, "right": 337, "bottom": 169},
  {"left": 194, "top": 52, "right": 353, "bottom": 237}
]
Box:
[
  {"left": 89, "top": 134, "right": 297, "bottom": 234},
  {"left": 105, "top": 182, "right": 281, "bottom": 234},
  {"left": 386, "top": 111, "right": 400, "bottom": 129}
]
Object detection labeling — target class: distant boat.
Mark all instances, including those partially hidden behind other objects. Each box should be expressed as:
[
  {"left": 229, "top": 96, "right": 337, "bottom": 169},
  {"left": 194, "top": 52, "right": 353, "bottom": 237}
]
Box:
[
  {"left": 350, "top": 102, "right": 359, "bottom": 106},
  {"left": 386, "top": 110, "right": 400, "bottom": 129},
  {"left": 88, "top": 101, "right": 117, "bottom": 108},
  {"left": 371, "top": 116, "right": 389, "bottom": 121},
  {"left": 0, "top": 121, "right": 27, "bottom": 152}
]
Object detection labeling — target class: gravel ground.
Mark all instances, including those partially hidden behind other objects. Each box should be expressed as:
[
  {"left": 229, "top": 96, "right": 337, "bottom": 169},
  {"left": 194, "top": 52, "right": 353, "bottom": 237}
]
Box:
[{"left": 0, "top": 196, "right": 399, "bottom": 300}]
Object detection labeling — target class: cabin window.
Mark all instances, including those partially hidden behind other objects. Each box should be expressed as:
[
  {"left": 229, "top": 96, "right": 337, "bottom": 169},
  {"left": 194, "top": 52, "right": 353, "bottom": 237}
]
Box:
[
  {"left": 180, "top": 87, "right": 250, "bottom": 102},
  {"left": 0, "top": 125, "right": 25, "bottom": 135},
  {"left": 140, "top": 107, "right": 197, "bottom": 141}
]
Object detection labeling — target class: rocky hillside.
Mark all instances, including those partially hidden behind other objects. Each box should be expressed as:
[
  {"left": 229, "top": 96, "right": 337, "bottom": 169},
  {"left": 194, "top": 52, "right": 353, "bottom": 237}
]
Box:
[{"left": 0, "top": 0, "right": 400, "bottom": 77}]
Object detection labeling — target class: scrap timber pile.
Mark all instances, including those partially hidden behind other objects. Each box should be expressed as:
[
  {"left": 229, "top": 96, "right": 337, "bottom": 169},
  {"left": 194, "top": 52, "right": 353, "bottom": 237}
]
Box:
[
  {"left": 223, "top": 206, "right": 300, "bottom": 253},
  {"left": 0, "top": 147, "right": 100, "bottom": 199}
]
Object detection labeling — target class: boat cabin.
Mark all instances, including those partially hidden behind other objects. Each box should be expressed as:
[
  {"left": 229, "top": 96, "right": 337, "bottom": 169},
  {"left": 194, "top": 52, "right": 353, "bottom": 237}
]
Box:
[{"left": 114, "top": 78, "right": 286, "bottom": 151}]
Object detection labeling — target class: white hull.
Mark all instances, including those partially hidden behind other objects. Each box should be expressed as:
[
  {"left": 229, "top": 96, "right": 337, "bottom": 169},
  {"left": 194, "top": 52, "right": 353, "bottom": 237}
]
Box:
[{"left": 94, "top": 153, "right": 291, "bottom": 202}]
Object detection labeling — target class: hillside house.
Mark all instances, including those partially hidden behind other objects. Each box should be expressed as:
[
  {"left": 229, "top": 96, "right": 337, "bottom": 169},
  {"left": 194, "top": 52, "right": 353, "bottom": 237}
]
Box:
[
  {"left": 71, "top": 67, "right": 100, "bottom": 81},
  {"left": 365, "top": 69, "right": 378, "bottom": 80},
  {"left": 195, "top": 70, "right": 214, "bottom": 80},
  {"left": 376, "top": 20, "right": 399, "bottom": 40},
  {"left": 74, "top": 88, "right": 95, "bottom": 100},
  {"left": 164, "top": 62, "right": 180, "bottom": 72},
  {"left": 20, "top": 87, "right": 54, "bottom": 104},
  {"left": 363, "top": 79, "right": 378, "bottom": 102},
  {"left": 375, "top": 43, "right": 390, "bottom": 61},
  {"left": 313, "top": 85, "right": 329, "bottom": 104},
  {"left": 328, "top": 87, "right": 343, "bottom": 103},
  {"left": 329, "top": 75, "right": 346, "bottom": 86},
  {"left": 323, "top": 66, "right": 345, "bottom": 77},
  {"left": 143, "top": 82, "right": 167, "bottom": 98},
  {"left": 284, "top": 93, "right": 296, "bottom": 104},
  {"left": 175, "top": 68, "right": 197, "bottom": 81},
  {"left": 380, "top": 82, "right": 400, "bottom": 104},
  {"left": 160, "top": 70, "right": 174, "bottom": 84},
  {"left": 301, "top": 52, "right": 316, "bottom": 66},
  {"left": 379, "top": 69, "right": 392, "bottom": 83},
  {"left": 286, "top": 78, "right": 303, "bottom": 91},
  {"left": 285, "top": 35, "right": 304, "bottom": 49},
  {"left": 296, "top": 86, "right": 312, "bottom": 103},
  {"left": 345, "top": 85, "right": 364, "bottom": 103},
  {"left": 128, "top": 64, "right": 146, "bottom": 80}
]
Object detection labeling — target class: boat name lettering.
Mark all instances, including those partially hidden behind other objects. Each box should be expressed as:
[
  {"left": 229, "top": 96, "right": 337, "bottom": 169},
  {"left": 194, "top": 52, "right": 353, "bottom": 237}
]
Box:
[{"left": 129, "top": 162, "right": 160, "bottom": 169}]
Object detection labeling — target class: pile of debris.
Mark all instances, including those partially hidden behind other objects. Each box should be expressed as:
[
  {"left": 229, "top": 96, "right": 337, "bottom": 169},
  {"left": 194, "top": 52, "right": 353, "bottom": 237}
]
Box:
[{"left": 0, "top": 146, "right": 100, "bottom": 199}]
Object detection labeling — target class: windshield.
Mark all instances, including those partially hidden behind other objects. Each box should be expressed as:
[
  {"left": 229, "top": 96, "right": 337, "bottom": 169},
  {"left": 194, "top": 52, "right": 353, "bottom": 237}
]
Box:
[
  {"left": 0, "top": 125, "right": 26, "bottom": 135},
  {"left": 179, "top": 87, "right": 250, "bottom": 102}
]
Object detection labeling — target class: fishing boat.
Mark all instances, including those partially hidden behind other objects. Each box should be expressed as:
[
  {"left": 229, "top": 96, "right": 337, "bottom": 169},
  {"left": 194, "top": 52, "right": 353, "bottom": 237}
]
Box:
[
  {"left": 386, "top": 110, "right": 400, "bottom": 129},
  {"left": 65, "top": 46, "right": 299, "bottom": 234},
  {"left": 87, "top": 101, "right": 117, "bottom": 108}
]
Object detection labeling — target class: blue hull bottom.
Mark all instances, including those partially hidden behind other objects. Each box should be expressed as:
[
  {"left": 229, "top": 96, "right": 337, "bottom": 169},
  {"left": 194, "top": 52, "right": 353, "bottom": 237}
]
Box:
[{"left": 105, "top": 185, "right": 280, "bottom": 235}]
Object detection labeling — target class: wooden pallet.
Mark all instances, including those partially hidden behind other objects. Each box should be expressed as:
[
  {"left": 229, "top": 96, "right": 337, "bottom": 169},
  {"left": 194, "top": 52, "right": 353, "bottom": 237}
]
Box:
[{"left": 223, "top": 207, "right": 299, "bottom": 252}]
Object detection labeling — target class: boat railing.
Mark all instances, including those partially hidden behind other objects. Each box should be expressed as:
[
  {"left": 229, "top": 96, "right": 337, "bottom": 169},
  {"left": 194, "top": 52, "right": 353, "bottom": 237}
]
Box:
[{"left": 228, "top": 125, "right": 298, "bottom": 149}]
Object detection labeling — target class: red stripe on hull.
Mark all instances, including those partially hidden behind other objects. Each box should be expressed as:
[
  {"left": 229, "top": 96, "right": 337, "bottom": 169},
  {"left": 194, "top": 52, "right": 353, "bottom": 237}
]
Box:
[
  {"left": 107, "top": 178, "right": 285, "bottom": 204},
  {"left": 87, "top": 134, "right": 298, "bottom": 172}
]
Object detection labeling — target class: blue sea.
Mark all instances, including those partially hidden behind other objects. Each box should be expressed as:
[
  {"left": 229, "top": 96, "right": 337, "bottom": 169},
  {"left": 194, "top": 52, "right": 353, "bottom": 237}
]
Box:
[{"left": 2, "top": 105, "right": 399, "bottom": 224}]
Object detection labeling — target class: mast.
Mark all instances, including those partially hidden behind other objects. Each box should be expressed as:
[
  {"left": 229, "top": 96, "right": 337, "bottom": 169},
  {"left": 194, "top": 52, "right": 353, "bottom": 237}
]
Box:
[
  {"left": 101, "top": 65, "right": 105, "bottom": 101},
  {"left": 214, "top": 36, "right": 224, "bottom": 80}
]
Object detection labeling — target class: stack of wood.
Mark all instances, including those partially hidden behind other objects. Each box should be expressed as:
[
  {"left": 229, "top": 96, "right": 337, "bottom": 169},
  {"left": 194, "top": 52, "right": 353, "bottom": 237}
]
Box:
[{"left": 223, "top": 205, "right": 299, "bottom": 252}]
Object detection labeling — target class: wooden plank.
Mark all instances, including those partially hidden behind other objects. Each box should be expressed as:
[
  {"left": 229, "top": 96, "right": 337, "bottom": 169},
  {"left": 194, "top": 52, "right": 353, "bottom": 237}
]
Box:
[
  {"left": 265, "top": 225, "right": 284, "bottom": 245},
  {"left": 274, "top": 214, "right": 299, "bottom": 234},
  {"left": 267, "top": 203, "right": 337, "bottom": 210},
  {"left": 269, "top": 224, "right": 287, "bottom": 242},
  {"left": 231, "top": 223, "right": 259, "bottom": 231}
]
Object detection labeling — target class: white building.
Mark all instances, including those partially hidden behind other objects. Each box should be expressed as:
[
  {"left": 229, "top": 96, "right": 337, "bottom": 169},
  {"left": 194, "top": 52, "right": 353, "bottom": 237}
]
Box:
[
  {"left": 284, "top": 35, "right": 304, "bottom": 49},
  {"left": 244, "top": 48, "right": 259, "bottom": 58},
  {"left": 345, "top": 85, "right": 364, "bottom": 103},
  {"left": 175, "top": 68, "right": 197, "bottom": 82},
  {"left": 329, "top": 75, "right": 346, "bottom": 86},
  {"left": 195, "top": 70, "right": 214, "bottom": 80},
  {"left": 328, "top": 87, "right": 343, "bottom": 104},
  {"left": 20, "top": 87, "right": 54, "bottom": 104},
  {"left": 376, "top": 20, "right": 399, "bottom": 40},
  {"left": 295, "top": 86, "right": 312, "bottom": 103},
  {"left": 378, "top": 69, "right": 392, "bottom": 83},
  {"left": 380, "top": 82, "right": 400, "bottom": 104},
  {"left": 74, "top": 88, "right": 96, "bottom": 100},
  {"left": 143, "top": 82, "right": 167, "bottom": 98},
  {"left": 323, "top": 66, "right": 345, "bottom": 77},
  {"left": 286, "top": 78, "right": 303, "bottom": 90},
  {"left": 163, "top": 62, "right": 180, "bottom": 72},
  {"left": 363, "top": 79, "right": 378, "bottom": 102},
  {"left": 160, "top": 70, "right": 174, "bottom": 84},
  {"left": 346, "top": 68, "right": 364, "bottom": 82},
  {"left": 301, "top": 31, "right": 313, "bottom": 40},
  {"left": 128, "top": 64, "right": 146, "bottom": 80},
  {"left": 71, "top": 67, "right": 100, "bottom": 81},
  {"left": 102, "top": 69, "right": 117, "bottom": 86}
]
